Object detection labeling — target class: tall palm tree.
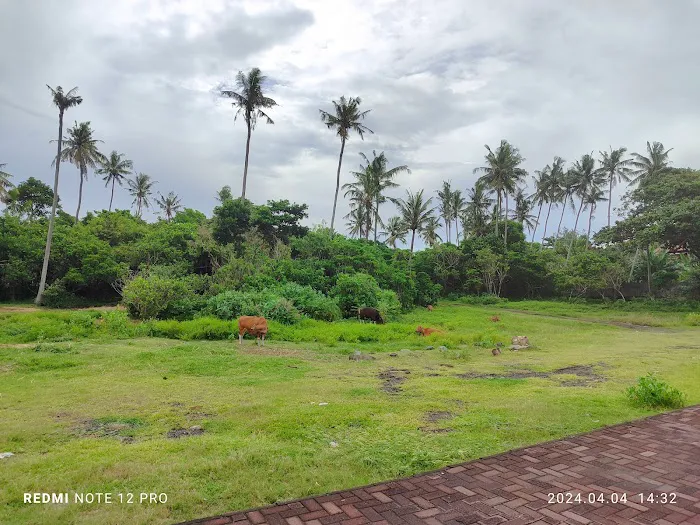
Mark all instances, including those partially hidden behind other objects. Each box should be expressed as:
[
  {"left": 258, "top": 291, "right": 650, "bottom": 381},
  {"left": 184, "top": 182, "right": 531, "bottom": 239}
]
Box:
[
  {"left": 344, "top": 205, "right": 368, "bottom": 239},
  {"left": 56, "top": 121, "right": 104, "bottom": 222},
  {"left": 630, "top": 141, "right": 673, "bottom": 185},
  {"left": 36, "top": 86, "right": 83, "bottom": 305},
  {"left": 450, "top": 190, "right": 466, "bottom": 243},
  {"left": 319, "top": 96, "right": 373, "bottom": 234},
  {"left": 156, "top": 191, "right": 182, "bottom": 222},
  {"left": 381, "top": 216, "right": 407, "bottom": 248},
  {"left": 542, "top": 157, "right": 565, "bottom": 243},
  {"left": 555, "top": 170, "right": 577, "bottom": 238},
  {"left": 583, "top": 186, "right": 607, "bottom": 248},
  {"left": 436, "top": 181, "right": 453, "bottom": 243},
  {"left": 421, "top": 217, "right": 442, "bottom": 247},
  {"left": 463, "top": 182, "right": 493, "bottom": 238},
  {"left": 96, "top": 151, "right": 133, "bottom": 211},
  {"left": 530, "top": 166, "right": 550, "bottom": 242},
  {"left": 128, "top": 173, "right": 156, "bottom": 218},
  {"left": 473, "top": 139, "right": 527, "bottom": 247},
  {"left": 512, "top": 188, "right": 536, "bottom": 234},
  {"left": 343, "top": 162, "right": 375, "bottom": 240},
  {"left": 0, "top": 163, "right": 13, "bottom": 203},
  {"left": 391, "top": 189, "right": 435, "bottom": 258},
  {"left": 367, "top": 151, "right": 409, "bottom": 242},
  {"left": 567, "top": 154, "right": 605, "bottom": 258},
  {"left": 220, "top": 68, "right": 277, "bottom": 199},
  {"left": 597, "top": 147, "right": 632, "bottom": 227}
]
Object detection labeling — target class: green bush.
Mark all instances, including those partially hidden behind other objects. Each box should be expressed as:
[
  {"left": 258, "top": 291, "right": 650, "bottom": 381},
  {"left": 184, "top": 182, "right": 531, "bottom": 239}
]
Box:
[
  {"left": 121, "top": 275, "right": 190, "bottom": 320},
  {"left": 458, "top": 294, "right": 508, "bottom": 305},
  {"left": 331, "top": 273, "right": 381, "bottom": 318},
  {"left": 41, "top": 279, "right": 90, "bottom": 308},
  {"left": 276, "top": 282, "right": 341, "bottom": 321},
  {"left": 414, "top": 272, "right": 441, "bottom": 307},
  {"left": 206, "top": 289, "right": 302, "bottom": 324},
  {"left": 685, "top": 312, "right": 700, "bottom": 326},
  {"left": 261, "top": 297, "right": 301, "bottom": 325},
  {"left": 377, "top": 289, "right": 402, "bottom": 321},
  {"left": 626, "top": 373, "right": 686, "bottom": 409}
]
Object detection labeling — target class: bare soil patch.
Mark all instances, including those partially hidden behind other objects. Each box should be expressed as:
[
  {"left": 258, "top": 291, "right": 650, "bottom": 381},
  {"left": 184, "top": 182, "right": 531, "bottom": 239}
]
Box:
[
  {"left": 167, "top": 426, "right": 204, "bottom": 439},
  {"left": 424, "top": 411, "right": 453, "bottom": 422},
  {"left": 503, "top": 308, "right": 676, "bottom": 332},
  {"left": 458, "top": 364, "right": 607, "bottom": 386},
  {"left": 378, "top": 368, "right": 410, "bottom": 394},
  {"left": 418, "top": 427, "right": 453, "bottom": 434}
]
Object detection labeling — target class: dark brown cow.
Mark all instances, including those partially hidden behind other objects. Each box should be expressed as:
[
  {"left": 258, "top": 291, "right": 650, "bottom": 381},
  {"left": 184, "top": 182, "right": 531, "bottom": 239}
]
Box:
[
  {"left": 357, "top": 307, "right": 384, "bottom": 324},
  {"left": 426, "top": 305, "right": 434, "bottom": 311},
  {"left": 237, "top": 316, "right": 269, "bottom": 346}
]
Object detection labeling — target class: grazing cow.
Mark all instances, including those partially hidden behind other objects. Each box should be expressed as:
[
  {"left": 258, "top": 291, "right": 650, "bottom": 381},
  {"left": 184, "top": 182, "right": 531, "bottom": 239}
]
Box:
[
  {"left": 426, "top": 304, "right": 434, "bottom": 311},
  {"left": 358, "top": 307, "right": 385, "bottom": 324},
  {"left": 237, "top": 316, "right": 269, "bottom": 346},
  {"left": 415, "top": 325, "right": 441, "bottom": 336},
  {"left": 490, "top": 315, "right": 500, "bottom": 322}
]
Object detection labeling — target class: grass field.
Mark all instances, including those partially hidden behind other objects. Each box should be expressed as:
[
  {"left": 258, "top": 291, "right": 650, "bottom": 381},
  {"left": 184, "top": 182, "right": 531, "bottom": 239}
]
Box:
[{"left": 1, "top": 302, "right": 699, "bottom": 524}]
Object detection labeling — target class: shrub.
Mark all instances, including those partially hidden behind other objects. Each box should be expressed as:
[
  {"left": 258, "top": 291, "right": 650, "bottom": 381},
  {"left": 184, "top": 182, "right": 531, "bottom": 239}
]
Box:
[
  {"left": 261, "top": 297, "right": 302, "bottom": 325},
  {"left": 276, "top": 282, "right": 341, "bottom": 321},
  {"left": 458, "top": 294, "right": 508, "bottom": 305},
  {"left": 414, "top": 271, "right": 441, "bottom": 307},
  {"left": 206, "top": 290, "right": 266, "bottom": 320},
  {"left": 377, "top": 289, "right": 402, "bottom": 321},
  {"left": 626, "top": 373, "right": 686, "bottom": 409},
  {"left": 160, "top": 295, "right": 209, "bottom": 321},
  {"left": 99, "top": 310, "right": 142, "bottom": 338},
  {"left": 685, "top": 313, "right": 700, "bottom": 326},
  {"left": 330, "top": 273, "right": 381, "bottom": 318},
  {"left": 41, "top": 279, "right": 90, "bottom": 308},
  {"left": 121, "top": 275, "right": 189, "bottom": 320}
]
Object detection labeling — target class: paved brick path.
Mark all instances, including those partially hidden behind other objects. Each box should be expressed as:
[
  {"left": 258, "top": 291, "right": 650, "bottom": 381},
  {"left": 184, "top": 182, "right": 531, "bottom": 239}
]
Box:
[{"left": 181, "top": 406, "right": 700, "bottom": 525}]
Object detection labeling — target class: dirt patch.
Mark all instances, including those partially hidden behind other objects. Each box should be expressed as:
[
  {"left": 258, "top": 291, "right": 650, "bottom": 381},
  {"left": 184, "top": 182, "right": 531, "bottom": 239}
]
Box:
[
  {"left": 502, "top": 308, "right": 676, "bottom": 332},
  {"left": 439, "top": 364, "right": 454, "bottom": 368},
  {"left": 241, "top": 347, "right": 301, "bottom": 357},
  {"left": 458, "top": 364, "right": 607, "bottom": 386},
  {"left": 167, "top": 426, "right": 204, "bottom": 439},
  {"left": 424, "top": 411, "right": 453, "bottom": 422},
  {"left": 378, "top": 368, "right": 410, "bottom": 394},
  {"left": 457, "top": 370, "right": 549, "bottom": 380},
  {"left": 418, "top": 427, "right": 454, "bottom": 434},
  {"left": 75, "top": 418, "right": 142, "bottom": 439},
  {"left": 668, "top": 345, "right": 700, "bottom": 349},
  {"left": 553, "top": 365, "right": 597, "bottom": 376},
  {"left": 0, "top": 363, "right": 14, "bottom": 373}
]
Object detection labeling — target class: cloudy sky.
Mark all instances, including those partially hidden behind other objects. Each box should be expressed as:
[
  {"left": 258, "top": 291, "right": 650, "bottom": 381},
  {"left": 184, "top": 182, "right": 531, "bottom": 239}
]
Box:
[{"left": 1, "top": 0, "right": 699, "bottom": 247}]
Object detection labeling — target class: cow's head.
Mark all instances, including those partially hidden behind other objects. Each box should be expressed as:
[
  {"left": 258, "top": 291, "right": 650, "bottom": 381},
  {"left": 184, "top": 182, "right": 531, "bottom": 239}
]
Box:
[{"left": 415, "top": 325, "right": 425, "bottom": 335}]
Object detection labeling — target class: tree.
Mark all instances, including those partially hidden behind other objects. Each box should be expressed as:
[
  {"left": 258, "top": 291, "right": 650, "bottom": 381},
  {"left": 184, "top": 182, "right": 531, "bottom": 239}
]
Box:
[
  {"left": 36, "top": 85, "right": 83, "bottom": 305},
  {"left": 512, "top": 187, "right": 536, "bottom": 234},
  {"left": 216, "top": 185, "right": 233, "bottom": 203},
  {"left": 220, "top": 68, "right": 277, "bottom": 199},
  {"left": 597, "top": 147, "right": 632, "bottom": 227},
  {"left": 474, "top": 140, "right": 527, "bottom": 247},
  {"left": 475, "top": 247, "right": 509, "bottom": 297},
  {"left": 567, "top": 154, "right": 604, "bottom": 258},
  {"left": 436, "top": 181, "right": 453, "bottom": 243},
  {"left": 630, "top": 141, "right": 673, "bottom": 185},
  {"left": 542, "top": 157, "right": 565, "bottom": 243},
  {"left": 450, "top": 190, "right": 466, "bottom": 243},
  {"left": 555, "top": 169, "right": 576, "bottom": 238},
  {"left": 462, "top": 181, "right": 493, "bottom": 238},
  {"left": 128, "top": 173, "right": 156, "bottom": 218},
  {"left": 366, "top": 151, "right": 409, "bottom": 241},
  {"left": 96, "top": 151, "right": 133, "bottom": 212},
  {"left": 391, "top": 189, "right": 436, "bottom": 257},
  {"left": 344, "top": 205, "right": 368, "bottom": 239},
  {"left": 0, "top": 163, "right": 13, "bottom": 203},
  {"left": 583, "top": 186, "right": 607, "bottom": 247},
  {"left": 57, "top": 121, "right": 104, "bottom": 222},
  {"left": 530, "top": 165, "right": 550, "bottom": 242},
  {"left": 381, "top": 216, "right": 407, "bottom": 248},
  {"left": 343, "top": 160, "right": 374, "bottom": 240},
  {"left": 5, "top": 177, "right": 57, "bottom": 220},
  {"left": 156, "top": 191, "right": 182, "bottom": 222},
  {"left": 319, "top": 96, "right": 373, "bottom": 234},
  {"left": 421, "top": 216, "right": 442, "bottom": 247}
]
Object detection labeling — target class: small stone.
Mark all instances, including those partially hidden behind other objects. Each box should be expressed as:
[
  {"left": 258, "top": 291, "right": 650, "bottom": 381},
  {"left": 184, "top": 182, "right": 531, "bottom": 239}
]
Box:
[
  {"left": 425, "top": 346, "right": 434, "bottom": 350},
  {"left": 189, "top": 425, "right": 203, "bottom": 432},
  {"left": 389, "top": 353, "right": 398, "bottom": 357},
  {"left": 0, "top": 452, "right": 14, "bottom": 459},
  {"left": 349, "top": 351, "right": 375, "bottom": 360},
  {"left": 509, "top": 344, "right": 528, "bottom": 351},
  {"left": 319, "top": 402, "right": 329, "bottom": 406},
  {"left": 438, "top": 346, "right": 448, "bottom": 351},
  {"left": 329, "top": 441, "right": 339, "bottom": 448}
]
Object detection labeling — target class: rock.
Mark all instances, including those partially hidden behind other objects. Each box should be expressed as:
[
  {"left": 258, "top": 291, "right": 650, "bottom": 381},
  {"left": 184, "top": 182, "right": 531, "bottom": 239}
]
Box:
[
  {"left": 349, "top": 350, "right": 375, "bottom": 361},
  {"left": 389, "top": 353, "right": 398, "bottom": 357},
  {"left": 492, "top": 348, "right": 501, "bottom": 356},
  {"left": 438, "top": 346, "right": 448, "bottom": 351},
  {"left": 508, "top": 344, "right": 528, "bottom": 351},
  {"left": 399, "top": 349, "right": 412, "bottom": 355},
  {"left": 329, "top": 441, "right": 339, "bottom": 448},
  {"left": 425, "top": 346, "right": 434, "bottom": 350},
  {"left": 189, "top": 425, "right": 203, "bottom": 432},
  {"left": 0, "top": 452, "right": 14, "bottom": 459},
  {"left": 511, "top": 336, "right": 530, "bottom": 346},
  {"left": 318, "top": 402, "right": 329, "bottom": 406},
  {"left": 496, "top": 342, "right": 504, "bottom": 347}
]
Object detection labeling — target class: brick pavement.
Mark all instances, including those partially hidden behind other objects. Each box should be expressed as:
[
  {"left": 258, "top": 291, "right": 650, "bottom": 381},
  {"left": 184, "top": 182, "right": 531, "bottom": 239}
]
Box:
[{"left": 179, "top": 406, "right": 700, "bottom": 525}]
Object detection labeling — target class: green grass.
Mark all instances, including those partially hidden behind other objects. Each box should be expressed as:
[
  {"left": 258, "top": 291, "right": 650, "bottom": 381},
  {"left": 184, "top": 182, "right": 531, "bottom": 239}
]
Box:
[{"left": 0, "top": 302, "right": 699, "bottom": 524}]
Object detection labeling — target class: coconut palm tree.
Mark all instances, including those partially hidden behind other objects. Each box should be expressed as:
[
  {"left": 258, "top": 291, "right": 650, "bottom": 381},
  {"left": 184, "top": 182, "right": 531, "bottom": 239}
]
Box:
[
  {"left": 0, "top": 163, "right": 13, "bottom": 203},
  {"left": 421, "top": 216, "right": 443, "bottom": 247},
  {"left": 436, "top": 181, "right": 454, "bottom": 243},
  {"left": 555, "top": 169, "right": 577, "bottom": 238},
  {"left": 512, "top": 188, "right": 536, "bottom": 234},
  {"left": 542, "top": 156, "right": 565, "bottom": 243},
  {"left": 345, "top": 205, "right": 368, "bottom": 239},
  {"left": 220, "top": 68, "right": 277, "bottom": 199},
  {"left": 36, "top": 85, "right": 83, "bottom": 305},
  {"left": 367, "top": 151, "right": 409, "bottom": 241},
  {"left": 530, "top": 165, "right": 550, "bottom": 242},
  {"left": 343, "top": 162, "right": 375, "bottom": 240},
  {"left": 450, "top": 189, "right": 466, "bottom": 243},
  {"left": 391, "top": 189, "right": 436, "bottom": 258},
  {"left": 381, "top": 216, "right": 407, "bottom": 248},
  {"left": 156, "top": 191, "right": 182, "bottom": 222},
  {"left": 56, "top": 121, "right": 104, "bottom": 222},
  {"left": 597, "top": 147, "right": 632, "bottom": 227},
  {"left": 473, "top": 140, "right": 527, "bottom": 247},
  {"left": 96, "top": 151, "right": 133, "bottom": 211},
  {"left": 567, "top": 154, "right": 605, "bottom": 258},
  {"left": 319, "top": 96, "right": 373, "bottom": 234},
  {"left": 583, "top": 186, "right": 607, "bottom": 248},
  {"left": 128, "top": 173, "right": 156, "bottom": 218},
  {"left": 463, "top": 182, "right": 493, "bottom": 238},
  {"left": 630, "top": 141, "right": 673, "bottom": 185}
]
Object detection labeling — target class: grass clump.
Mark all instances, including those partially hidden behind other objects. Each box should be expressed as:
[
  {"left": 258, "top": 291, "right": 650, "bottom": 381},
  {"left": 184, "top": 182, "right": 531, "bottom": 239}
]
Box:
[{"left": 626, "top": 373, "right": 687, "bottom": 409}]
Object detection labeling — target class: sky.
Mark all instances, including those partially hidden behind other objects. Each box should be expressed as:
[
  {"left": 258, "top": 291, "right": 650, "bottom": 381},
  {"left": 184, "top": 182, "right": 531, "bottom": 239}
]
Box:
[{"left": 1, "top": 0, "right": 700, "bottom": 249}]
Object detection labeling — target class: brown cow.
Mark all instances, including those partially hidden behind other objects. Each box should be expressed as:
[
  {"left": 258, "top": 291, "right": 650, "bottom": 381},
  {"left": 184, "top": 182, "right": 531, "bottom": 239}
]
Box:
[
  {"left": 415, "top": 325, "right": 441, "bottom": 336},
  {"left": 426, "top": 304, "right": 434, "bottom": 311},
  {"left": 490, "top": 315, "right": 501, "bottom": 322},
  {"left": 237, "top": 316, "right": 269, "bottom": 346}
]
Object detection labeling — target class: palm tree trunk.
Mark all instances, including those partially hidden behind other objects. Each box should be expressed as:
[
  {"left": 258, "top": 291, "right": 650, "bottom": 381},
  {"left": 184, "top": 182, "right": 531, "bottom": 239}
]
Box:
[
  {"left": 532, "top": 202, "right": 543, "bottom": 242},
  {"left": 542, "top": 202, "right": 552, "bottom": 245},
  {"left": 409, "top": 228, "right": 416, "bottom": 258},
  {"left": 445, "top": 219, "right": 449, "bottom": 244},
  {"left": 241, "top": 123, "right": 252, "bottom": 199},
  {"left": 607, "top": 176, "right": 613, "bottom": 228},
  {"left": 373, "top": 197, "right": 379, "bottom": 242},
  {"left": 109, "top": 179, "right": 115, "bottom": 212},
  {"left": 454, "top": 217, "right": 460, "bottom": 244},
  {"left": 504, "top": 193, "right": 509, "bottom": 247},
  {"left": 586, "top": 204, "right": 594, "bottom": 248},
  {"left": 75, "top": 167, "right": 85, "bottom": 223},
  {"left": 329, "top": 137, "right": 346, "bottom": 235},
  {"left": 36, "top": 109, "right": 64, "bottom": 305},
  {"left": 646, "top": 244, "right": 652, "bottom": 296},
  {"left": 629, "top": 246, "right": 640, "bottom": 281},
  {"left": 573, "top": 198, "right": 584, "bottom": 232},
  {"left": 567, "top": 199, "right": 585, "bottom": 260},
  {"left": 495, "top": 192, "right": 501, "bottom": 237},
  {"left": 557, "top": 198, "right": 567, "bottom": 237}
]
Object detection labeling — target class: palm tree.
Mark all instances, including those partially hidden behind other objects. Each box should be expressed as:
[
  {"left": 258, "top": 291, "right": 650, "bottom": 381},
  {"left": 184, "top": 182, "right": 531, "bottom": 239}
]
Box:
[
  {"left": 463, "top": 182, "right": 493, "bottom": 238},
  {"left": 36, "top": 85, "right": 83, "bottom": 305},
  {"left": 473, "top": 140, "right": 527, "bottom": 247},
  {"left": 57, "top": 121, "right": 104, "bottom": 222},
  {"left": 319, "top": 96, "right": 373, "bottom": 234},
  {"left": 597, "top": 147, "right": 632, "bottom": 227},
  {"left": 128, "top": 173, "right": 156, "bottom": 218},
  {"left": 344, "top": 205, "right": 368, "bottom": 239},
  {"left": 156, "top": 191, "right": 182, "bottom": 222},
  {"left": 343, "top": 162, "right": 375, "bottom": 240},
  {"left": 436, "top": 181, "right": 453, "bottom": 243},
  {"left": 421, "top": 216, "right": 442, "bottom": 247},
  {"left": 450, "top": 190, "right": 466, "bottom": 243},
  {"left": 630, "top": 141, "right": 673, "bottom": 185},
  {"left": 542, "top": 157, "right": 565, "bottom": 243},
  {"left": 583, "top": 186, "right": 607, "bottom": 248},
  {"left": 381, "top": 216, "right": 407, "bottom": 248},
  {"left": 512, "top": 188, "right": 536, "bottom": 234},
  {"left": 567, "top": 154, "right": 605, "bottom": 258},
  {"left": 367, "top": 151, "right": 409, "bottom": 242},
  {"left": 391, "top": 189, "right": 435, "bottom": 258},
  {"left": 0, "top": 163, "right": 13, "bottom": 203},
  {"left": 96, "top": 151, "right": 133, "bottom": 211},
  {"left": 220, "top": 68, "right": 277, "bottom": 199}
]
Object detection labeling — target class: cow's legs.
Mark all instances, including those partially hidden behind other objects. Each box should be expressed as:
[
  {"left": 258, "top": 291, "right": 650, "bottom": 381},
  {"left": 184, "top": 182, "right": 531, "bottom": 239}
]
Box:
[
  {"left": 261, "top": 334, "right": 265, "bottom": 346},
  {"left": 239, "top": 330, "right": 244, "bottom": 345}
]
